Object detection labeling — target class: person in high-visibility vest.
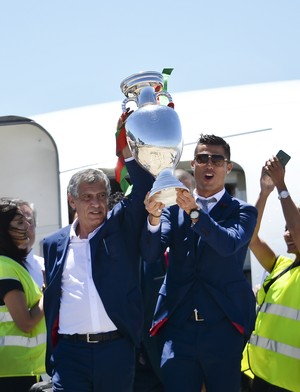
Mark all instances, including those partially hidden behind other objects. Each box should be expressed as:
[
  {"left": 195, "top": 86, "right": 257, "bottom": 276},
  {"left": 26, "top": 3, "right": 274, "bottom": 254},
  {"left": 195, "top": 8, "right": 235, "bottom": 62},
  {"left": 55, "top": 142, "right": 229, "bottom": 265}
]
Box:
[
  {"left": 0, "top": 198, "right": 46, "bottom": 392},
  {"left": 243, "top": 155, "right": 300, "bottom": 392}
]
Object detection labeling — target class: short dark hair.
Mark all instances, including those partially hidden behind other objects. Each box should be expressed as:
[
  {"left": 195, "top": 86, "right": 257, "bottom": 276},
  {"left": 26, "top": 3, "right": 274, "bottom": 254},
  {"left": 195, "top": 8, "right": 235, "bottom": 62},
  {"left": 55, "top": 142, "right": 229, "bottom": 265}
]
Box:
[{"left": 194, "top": 134, "right": 231, "bottom": 161}]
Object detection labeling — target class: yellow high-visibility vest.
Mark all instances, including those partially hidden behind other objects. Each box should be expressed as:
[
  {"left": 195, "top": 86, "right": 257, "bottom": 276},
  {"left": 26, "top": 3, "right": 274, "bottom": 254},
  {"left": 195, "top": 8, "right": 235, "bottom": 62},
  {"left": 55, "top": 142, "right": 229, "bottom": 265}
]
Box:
[
  {"left": 242, "top": 255, "right": 300, "bottom": 391},
  {"left": 0, "top": 255, "right": 46, "bottom": 377}
]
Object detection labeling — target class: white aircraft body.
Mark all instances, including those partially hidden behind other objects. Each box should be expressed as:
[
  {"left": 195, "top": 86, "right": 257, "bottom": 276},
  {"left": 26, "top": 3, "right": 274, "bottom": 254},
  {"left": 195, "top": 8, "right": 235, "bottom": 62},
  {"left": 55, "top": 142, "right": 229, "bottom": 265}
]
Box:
[{"left": 1, "top": 79, "right": 299, "bottom": 287}]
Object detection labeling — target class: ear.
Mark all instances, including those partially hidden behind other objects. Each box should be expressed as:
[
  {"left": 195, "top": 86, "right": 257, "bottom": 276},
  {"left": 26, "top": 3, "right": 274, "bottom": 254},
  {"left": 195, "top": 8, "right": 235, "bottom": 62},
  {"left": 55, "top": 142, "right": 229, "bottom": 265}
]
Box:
[
  {"left": 68, "top": 194, "right": 76, "bottom": 210},
  {"left": 226, "top": 162, "right": 233, "bottom": 174},
  {"left": 191, "top": 160, "right": 195, "bottom": 172}
]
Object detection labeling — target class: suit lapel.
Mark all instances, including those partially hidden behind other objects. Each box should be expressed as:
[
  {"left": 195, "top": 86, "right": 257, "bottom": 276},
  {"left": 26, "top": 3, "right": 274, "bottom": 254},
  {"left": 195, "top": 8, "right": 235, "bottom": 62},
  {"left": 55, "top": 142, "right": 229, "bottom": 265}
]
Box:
[
  {"left": 56, "top": 230, "right": 70, "bottom": 266},
  {"left": 197, "top": 191, "right": 232, "bottom": 252},
  {"left": 50, "top": 229, "right": 71, "bottom": 282},
  {"left": 210, "top": 191, "right": 231, "bottom": 221},
  {"left": 89, "top": 221, "right": 108, "bottom": 262}
]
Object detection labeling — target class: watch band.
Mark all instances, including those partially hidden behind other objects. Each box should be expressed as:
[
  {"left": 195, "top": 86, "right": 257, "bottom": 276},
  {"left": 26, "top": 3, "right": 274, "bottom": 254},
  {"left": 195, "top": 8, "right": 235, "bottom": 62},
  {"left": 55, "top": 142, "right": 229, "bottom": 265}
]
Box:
[
  {"left": 189, "top": 208, "right": 200, "bottom": 220},
  {"left": 278, "top": 190, "right": 290, "bottom": 200}
]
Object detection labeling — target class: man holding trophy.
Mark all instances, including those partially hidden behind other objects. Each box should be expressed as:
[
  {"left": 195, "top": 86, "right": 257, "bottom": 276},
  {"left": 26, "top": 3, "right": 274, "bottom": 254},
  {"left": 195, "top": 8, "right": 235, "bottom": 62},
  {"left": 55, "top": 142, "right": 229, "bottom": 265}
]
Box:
[
  {"left": 119, "top": 70, "right": 257, "bottom": 391},
  {"left": 42, "top": 108, "right": 154, "bottom": 391},
  {"left": 140, "top": 130, "right": 258, "bottom": 390}
]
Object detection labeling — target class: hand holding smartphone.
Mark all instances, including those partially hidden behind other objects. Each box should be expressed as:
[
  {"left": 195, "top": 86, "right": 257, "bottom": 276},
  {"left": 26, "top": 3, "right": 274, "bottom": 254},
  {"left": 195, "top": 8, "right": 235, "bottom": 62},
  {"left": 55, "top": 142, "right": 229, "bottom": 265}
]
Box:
[
  {"left": 276, "top": 149, "right": 291, "bottom": 168},
  {"left": 265, "top": 150, "right": 291, "bottom": 176}
]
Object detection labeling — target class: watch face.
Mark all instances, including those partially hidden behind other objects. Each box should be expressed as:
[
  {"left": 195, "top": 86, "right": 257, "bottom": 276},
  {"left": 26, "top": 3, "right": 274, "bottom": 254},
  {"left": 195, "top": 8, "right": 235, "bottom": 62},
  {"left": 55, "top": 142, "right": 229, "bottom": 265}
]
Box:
[
  {"left": 190, "top": 210, "right": 200, "bottom": 219},
  {"left": 279, "top": 190, "right": 289, "bottom": 199}
]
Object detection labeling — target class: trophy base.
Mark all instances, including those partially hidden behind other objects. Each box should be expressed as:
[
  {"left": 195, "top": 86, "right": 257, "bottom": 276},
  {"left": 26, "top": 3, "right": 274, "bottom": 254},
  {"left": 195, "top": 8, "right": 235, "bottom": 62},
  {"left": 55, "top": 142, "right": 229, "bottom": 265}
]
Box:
[{"left": 149, "top": 169, "right": 189, "bottom": 207}]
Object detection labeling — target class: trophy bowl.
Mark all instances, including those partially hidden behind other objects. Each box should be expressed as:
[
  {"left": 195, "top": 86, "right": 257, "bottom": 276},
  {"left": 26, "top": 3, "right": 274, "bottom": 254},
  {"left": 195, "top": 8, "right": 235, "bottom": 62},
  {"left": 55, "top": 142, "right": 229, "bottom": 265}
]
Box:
[{"left": 120, "top": 71, "right": 188, "bottom": 206}]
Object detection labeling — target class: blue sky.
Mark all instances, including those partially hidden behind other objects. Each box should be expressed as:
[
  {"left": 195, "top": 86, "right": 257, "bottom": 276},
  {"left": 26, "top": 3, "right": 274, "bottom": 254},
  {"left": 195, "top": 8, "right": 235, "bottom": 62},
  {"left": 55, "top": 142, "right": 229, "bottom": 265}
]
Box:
[{"left": 1, "top": 0, "right": 300, "bottom": 117}]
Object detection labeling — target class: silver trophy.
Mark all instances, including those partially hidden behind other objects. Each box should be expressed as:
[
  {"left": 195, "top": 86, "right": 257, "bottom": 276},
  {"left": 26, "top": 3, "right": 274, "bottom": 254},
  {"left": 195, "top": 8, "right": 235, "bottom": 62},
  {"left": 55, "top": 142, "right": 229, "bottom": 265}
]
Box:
[{"left": 120, "top": 70, "right": 188, "bottom": 206}]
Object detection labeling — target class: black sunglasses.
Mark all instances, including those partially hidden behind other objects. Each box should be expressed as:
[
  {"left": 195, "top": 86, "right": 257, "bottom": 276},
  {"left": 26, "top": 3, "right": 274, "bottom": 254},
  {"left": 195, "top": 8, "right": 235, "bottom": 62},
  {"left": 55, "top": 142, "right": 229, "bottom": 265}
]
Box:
[{"left": 194, "top": 153, "right": 228, "bottom": 167}]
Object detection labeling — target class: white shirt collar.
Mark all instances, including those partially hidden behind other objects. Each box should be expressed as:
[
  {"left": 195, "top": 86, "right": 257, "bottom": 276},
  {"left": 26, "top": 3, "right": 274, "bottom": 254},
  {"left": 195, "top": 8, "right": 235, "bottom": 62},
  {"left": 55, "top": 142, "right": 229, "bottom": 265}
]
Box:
[
  {"left": 70, "top": 217, "right": 104, "bottom": 240},
  {"left": 193, "top": 188, "right": 225, "bottom": 203}
]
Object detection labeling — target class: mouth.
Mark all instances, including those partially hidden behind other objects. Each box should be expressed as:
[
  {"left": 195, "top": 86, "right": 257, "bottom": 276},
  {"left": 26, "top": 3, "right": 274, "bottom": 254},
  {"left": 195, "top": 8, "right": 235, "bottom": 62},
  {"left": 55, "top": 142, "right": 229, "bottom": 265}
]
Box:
[
  {"left": 285, "top": 236, "right": 295, "bottom": 245},
  {"left": 89, "top": 210, "right": 105, "bottom": 218},
  {"left": 204, "top": 173, "right": 214, "bottom": 180},
  {"left": 17, "top": 236, "right": 30, "bottom": 249},
  {"left": 286, "top": 242, "right": 297, "bottom": 253}
]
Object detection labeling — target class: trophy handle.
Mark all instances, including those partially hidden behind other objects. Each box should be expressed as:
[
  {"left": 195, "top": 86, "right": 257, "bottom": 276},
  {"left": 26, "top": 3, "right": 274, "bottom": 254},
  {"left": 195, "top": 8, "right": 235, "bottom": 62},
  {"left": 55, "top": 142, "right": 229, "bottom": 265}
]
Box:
[
  {"left": 155, "top": 91, "right": 173, "bottom": 105},
  {"left": 122, "top": 97, "right": 137, "bottom": 113}
]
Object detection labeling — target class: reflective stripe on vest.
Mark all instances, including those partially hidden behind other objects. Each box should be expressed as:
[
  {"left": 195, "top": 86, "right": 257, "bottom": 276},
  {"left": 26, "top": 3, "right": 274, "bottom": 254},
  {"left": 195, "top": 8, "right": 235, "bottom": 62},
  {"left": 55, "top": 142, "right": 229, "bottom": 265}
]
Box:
[
  {"left": 247, "top": 256, "right": 300, "bottom": 391},
  {"left": 0, "top": 310, "right": 13, "bottom": 322},
  {"left": 260, "top": 302, "right": 300, "bottom": 321},
  {"left": 250, "top": 333, "right": 300, "bottom": 360},
  {"left": 0, "top": 332, "right": 46, "bottom": 348},
  {"left": 0, "top": 255, "right": 46, "bottom": 376}
]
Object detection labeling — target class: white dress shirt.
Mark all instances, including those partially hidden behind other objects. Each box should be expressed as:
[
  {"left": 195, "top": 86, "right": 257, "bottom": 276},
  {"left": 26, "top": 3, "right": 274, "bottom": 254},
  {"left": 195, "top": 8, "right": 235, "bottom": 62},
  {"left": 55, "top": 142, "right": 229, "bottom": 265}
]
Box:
[
  {"left": 58, "top": 219, "right": 117, "bottom": 334},
  {"left": 193, "top": 188, "right": 225, "bottom": 212},
  {"left": 24, "top": 250, "right": 44, "bottom": 289}
]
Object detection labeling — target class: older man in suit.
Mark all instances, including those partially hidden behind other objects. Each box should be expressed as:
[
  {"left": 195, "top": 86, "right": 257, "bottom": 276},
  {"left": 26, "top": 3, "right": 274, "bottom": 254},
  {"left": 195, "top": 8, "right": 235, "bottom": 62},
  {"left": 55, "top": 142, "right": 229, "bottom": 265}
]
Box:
[
  {"left": 43, "top": 137, "right": 154, "bottom": 391},
  {"left": 141, "top": 134, "right": 258, "bottom": 392}
]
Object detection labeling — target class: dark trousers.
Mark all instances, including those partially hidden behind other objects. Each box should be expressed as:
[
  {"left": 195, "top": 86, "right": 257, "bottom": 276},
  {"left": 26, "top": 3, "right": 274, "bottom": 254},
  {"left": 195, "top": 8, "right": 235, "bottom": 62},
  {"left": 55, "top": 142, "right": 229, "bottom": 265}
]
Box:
[
  {"left": 159, "top": 317, "right": 244, "bottom": 392},
  {"left": 133, "top": 343, "right": 164, "bottom": 392},
  {"left": 51, "top": 336, "right": 135, "bottom": 392},
  {"left": 0, "top": 376, "right": 39, "bottom": 392},
  {"left": 252, "top": 376, "right": 291, "bottom": 392}
]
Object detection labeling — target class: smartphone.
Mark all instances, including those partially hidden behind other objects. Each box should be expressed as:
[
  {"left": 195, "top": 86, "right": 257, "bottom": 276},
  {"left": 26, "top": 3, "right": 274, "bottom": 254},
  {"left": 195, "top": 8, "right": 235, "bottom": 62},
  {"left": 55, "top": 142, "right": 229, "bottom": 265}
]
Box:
[
  {"left": 276, "top": 150, "right": 291, "bottom": 168},
  {"left": 265, "top": 150, "right": 291, "bottom": 176}
]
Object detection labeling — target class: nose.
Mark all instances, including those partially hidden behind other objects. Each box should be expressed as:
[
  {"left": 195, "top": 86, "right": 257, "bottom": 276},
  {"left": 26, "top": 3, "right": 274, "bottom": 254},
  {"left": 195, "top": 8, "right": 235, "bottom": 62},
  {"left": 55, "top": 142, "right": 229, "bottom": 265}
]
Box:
[
  {"left": 90, "top": 195, "right": 101, "bottom": 206},
  {"left": 17, "top": 220, "right": 31, "bottom": 236},
  {"left": 206, "top": 158, "right": 214, "bottom": 167},
  {"left": 24, "top": 218, "right": 32, "bottom": 229},
  {"left": 284, "top": 229, "right": 291, "bottom": 240}
]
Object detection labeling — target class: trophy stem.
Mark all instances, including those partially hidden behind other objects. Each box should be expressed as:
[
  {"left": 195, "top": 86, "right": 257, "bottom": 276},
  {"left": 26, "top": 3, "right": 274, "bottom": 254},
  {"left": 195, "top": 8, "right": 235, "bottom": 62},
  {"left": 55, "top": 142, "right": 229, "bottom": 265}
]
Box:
[{"left": 149, "top": 168, "right": 188, "bottom": 207}]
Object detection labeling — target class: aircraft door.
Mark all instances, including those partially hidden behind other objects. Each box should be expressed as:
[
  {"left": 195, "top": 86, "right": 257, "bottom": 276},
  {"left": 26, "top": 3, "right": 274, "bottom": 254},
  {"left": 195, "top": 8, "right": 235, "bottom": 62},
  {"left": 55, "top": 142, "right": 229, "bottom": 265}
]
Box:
[{"left": 0, "top": 116, "right": 61, "bottom": 255}]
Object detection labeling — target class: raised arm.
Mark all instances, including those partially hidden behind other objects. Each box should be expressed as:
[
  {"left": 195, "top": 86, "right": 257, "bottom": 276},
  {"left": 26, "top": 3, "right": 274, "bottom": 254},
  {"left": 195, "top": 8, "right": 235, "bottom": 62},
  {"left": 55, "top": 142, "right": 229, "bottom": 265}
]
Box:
[
  {"left": 265, "top": 155, "right": 300, "bottom": 251},
  {"left": 249, "top": 166, "right": 277, "bottom": 272}
]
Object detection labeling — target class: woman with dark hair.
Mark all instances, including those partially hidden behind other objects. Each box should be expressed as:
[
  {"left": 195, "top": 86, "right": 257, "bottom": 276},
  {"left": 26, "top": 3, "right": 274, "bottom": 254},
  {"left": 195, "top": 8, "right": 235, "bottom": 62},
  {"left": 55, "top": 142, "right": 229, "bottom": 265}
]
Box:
[{"left": 0, "top": 198, "right": 46, "bottom": 392}]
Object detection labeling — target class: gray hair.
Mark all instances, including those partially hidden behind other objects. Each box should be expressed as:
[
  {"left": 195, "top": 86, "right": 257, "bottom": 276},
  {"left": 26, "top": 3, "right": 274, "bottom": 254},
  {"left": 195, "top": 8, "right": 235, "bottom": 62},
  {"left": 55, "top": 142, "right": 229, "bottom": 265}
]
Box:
[{"left": 67, "top": 168, "right": 111, "bottom": 198}]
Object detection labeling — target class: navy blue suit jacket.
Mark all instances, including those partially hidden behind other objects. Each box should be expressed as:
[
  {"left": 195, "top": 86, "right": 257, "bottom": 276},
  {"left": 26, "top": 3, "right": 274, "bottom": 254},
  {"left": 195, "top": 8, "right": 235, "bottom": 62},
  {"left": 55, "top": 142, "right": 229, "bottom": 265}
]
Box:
[
  {"left": 43, "top": 159, "right": 154, "bottom": 374},
  {"left": 141, "top": 191, "right": 258, "bottom": 338}
]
